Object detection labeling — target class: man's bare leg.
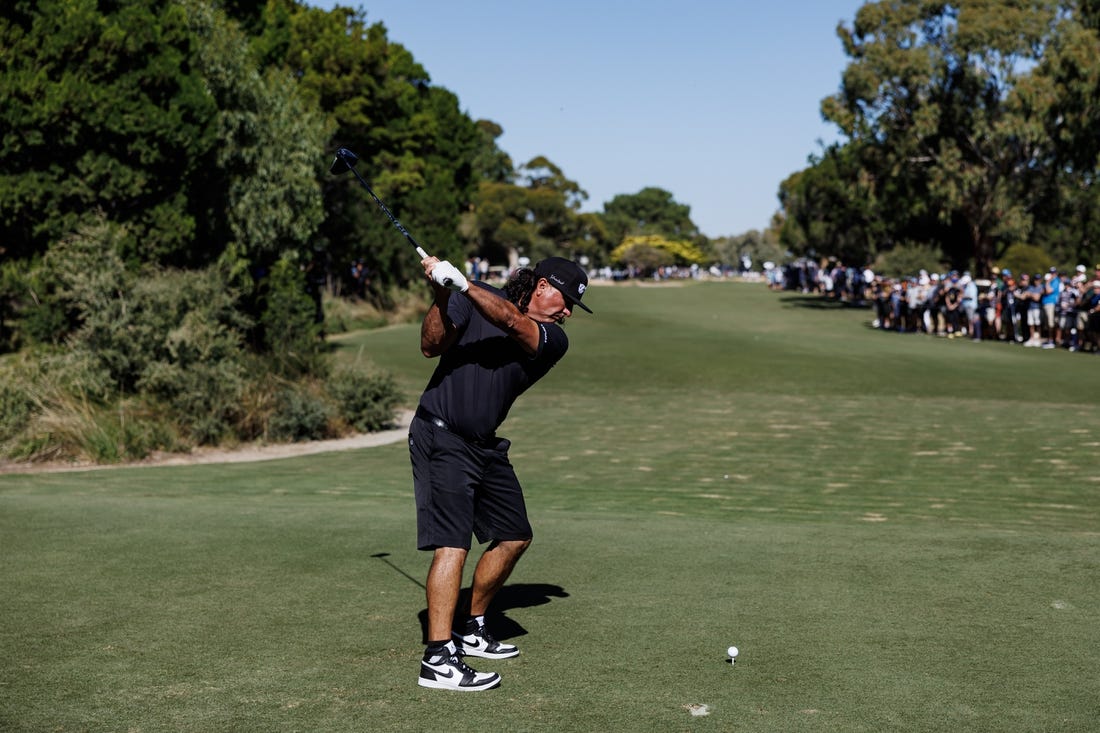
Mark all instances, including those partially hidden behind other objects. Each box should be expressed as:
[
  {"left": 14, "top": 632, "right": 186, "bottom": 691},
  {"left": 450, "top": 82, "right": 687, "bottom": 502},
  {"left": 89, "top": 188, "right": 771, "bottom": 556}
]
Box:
[
  {"left": 419, "top": 547, "right": 501, "bottom": 691},
  {"left": 469, "top": 539, "right": 531, "bottom": 617},
  {"left": 425, "top": 547, "right": 467, "bottom": 642}
]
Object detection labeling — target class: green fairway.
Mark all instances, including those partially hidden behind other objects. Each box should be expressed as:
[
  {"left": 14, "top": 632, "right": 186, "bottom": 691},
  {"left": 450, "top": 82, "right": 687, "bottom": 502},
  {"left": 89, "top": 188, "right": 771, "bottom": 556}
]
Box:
[{"left": 3, "top": 281, "right": 1099, "bottom": 731}]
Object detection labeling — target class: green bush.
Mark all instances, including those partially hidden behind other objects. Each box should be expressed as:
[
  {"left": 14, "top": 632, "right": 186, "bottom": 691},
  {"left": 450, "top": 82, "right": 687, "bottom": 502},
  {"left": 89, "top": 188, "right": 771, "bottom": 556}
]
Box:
[
  {"left": 268, "top": 385, "right": 331, "bottom": 442},
  {"left": 0, "top": 381, "right": 33, "bottom": 443},
  {"left": 259, "top": 258, "right": 327, "bottom": 379},
  {"left": 17, "top": 299, "right": 68, "bottom": 347},
  {"left": 0, "top": 221, "right": 410, "bottom": 462},
  {"left": 327, "top": 367, "right": 403, "bottom": 433},
  {"left": 140, "top": 357, "right": 246, "bottom": 445},
  {"left": 0, "top": 366, "right": 179, "bottom": 464},
  {"left": 998, "top": 243, "right": 1053, "bottom": 278},
  {"left": 64, "top": 402, "right": 178, "bottom": 464},
  {"left": 874, "top": 242, "right": 946, "bottom": 278}
]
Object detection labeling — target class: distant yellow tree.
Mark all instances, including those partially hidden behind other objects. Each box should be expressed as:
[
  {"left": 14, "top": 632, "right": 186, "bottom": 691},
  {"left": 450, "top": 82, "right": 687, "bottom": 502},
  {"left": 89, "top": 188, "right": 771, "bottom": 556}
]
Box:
[{"left": 611, "top": 235, "right": 707, "bottom": 272}]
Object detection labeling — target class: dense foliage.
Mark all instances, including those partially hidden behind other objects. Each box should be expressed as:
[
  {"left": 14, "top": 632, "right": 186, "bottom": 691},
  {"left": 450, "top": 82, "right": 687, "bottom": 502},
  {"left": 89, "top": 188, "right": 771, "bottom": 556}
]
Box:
[{"left": 781, "top": 0, "right": 1100, "bottom": 275}]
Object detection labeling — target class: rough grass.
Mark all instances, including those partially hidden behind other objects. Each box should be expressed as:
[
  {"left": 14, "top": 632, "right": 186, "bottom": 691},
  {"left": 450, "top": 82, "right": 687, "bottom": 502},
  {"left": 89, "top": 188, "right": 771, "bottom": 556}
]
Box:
[{"left": 2, "top": 281, "right": 1099, "bottom": 731}]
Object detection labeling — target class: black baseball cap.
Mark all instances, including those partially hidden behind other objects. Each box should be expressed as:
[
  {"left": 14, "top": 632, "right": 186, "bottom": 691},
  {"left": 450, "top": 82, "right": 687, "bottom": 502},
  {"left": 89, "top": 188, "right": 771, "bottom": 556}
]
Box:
[{"left": 534, "top": 257, "right": 592, "bottom": 313}]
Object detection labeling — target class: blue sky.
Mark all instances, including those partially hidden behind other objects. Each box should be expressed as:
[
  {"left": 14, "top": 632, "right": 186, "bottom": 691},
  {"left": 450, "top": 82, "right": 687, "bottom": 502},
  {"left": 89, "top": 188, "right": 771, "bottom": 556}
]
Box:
[{"left": 308, "top": 1, "right": 866, "bottom": 237}]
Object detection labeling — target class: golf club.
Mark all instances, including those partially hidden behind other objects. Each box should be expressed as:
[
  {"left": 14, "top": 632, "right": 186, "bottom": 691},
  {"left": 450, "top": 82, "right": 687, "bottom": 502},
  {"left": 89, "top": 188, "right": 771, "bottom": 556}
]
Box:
[{"left": 329, "top": 147, "right": 430, "bottom": 261}]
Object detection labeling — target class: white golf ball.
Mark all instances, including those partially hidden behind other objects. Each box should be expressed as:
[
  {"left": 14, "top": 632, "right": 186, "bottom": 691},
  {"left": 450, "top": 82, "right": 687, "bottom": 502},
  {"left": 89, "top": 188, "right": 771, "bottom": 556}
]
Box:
[{"left": 727, "top": 645, "right": 739, "bottom": 658}]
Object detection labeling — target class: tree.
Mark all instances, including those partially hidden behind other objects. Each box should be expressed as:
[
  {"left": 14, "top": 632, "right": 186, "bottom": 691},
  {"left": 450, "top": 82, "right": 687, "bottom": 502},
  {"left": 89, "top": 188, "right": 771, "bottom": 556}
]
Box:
[
  {"left": 712, "top": 229, "right": 785, "bottom": 271},
  {"left": 258, "top": 2, "right": 488, "bottom": 292},
  {"left": 469, "top": 157, "right": 607, "bottom": 268},
  {"left": 1022, "top": 3, "right": 1100, "bottom": 267},
  {"left": 610, "top": 234, "right": 707, "bottom": 275},
  {"left": 601, "top": 187, "right": 699, "bottom": 245},
  {"left": 183, "top": 0, "right": 325, "bottom": 270},
  {"left": 470, "top": 119, "right": 514, "bottom": 184},
  {"left": 778, "top": 142, "right": 887, "bottom": 266},
  {"left": 820, "top": 0, "right": 1062, "bottom": 276},
  {"left": 0, "top": 0, "right": 217, "bottom": 264}
]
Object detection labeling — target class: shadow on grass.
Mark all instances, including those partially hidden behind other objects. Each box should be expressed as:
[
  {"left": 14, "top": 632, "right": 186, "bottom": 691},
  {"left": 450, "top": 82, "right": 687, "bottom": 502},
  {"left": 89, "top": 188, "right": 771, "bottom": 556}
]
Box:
[
  {"left": 777, "top": 293, "right": 868, "bottom": 310},
  {"left": 370, "top": 552, "right": 570, "bottom": 643},
  {"left": 417, "top": 583, "right": 571, "bottom": 644}
]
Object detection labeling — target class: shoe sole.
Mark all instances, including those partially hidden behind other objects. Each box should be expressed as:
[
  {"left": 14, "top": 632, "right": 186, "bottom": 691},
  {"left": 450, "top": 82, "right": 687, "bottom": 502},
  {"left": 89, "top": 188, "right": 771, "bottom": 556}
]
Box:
[{"left": 418, "top": 676, "right": 501, "bottom": 691}]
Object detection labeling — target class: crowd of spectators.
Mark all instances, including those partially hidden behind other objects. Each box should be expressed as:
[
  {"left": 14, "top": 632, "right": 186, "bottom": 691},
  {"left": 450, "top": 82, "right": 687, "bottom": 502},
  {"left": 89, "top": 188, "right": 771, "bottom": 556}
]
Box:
[{"left": 776, "top": 259, "right": 1100, "bottom": 353}]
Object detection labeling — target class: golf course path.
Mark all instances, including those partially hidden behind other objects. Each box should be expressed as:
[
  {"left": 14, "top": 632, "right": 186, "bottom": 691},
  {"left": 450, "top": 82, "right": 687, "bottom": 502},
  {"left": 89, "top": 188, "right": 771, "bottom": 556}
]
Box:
[{"left": 0, "top": 409, "right": 414, "bottom": 475}]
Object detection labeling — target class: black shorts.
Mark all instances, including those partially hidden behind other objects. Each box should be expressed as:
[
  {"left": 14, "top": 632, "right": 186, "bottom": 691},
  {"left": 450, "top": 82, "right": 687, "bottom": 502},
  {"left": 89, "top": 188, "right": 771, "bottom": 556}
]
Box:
[{"left": 409, "top": 415, "right": 532, "bottom": 551}]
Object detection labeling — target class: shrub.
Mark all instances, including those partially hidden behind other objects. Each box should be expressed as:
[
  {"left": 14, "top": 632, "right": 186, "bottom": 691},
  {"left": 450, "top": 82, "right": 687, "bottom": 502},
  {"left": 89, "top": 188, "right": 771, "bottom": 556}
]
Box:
[
  {"left": 0, "top": 381, "right": 33, "bottom": 443},
  {"left": 0, "top": 361, "right": 178, "bottom": 464},
  {"left": 259, "top": 258, "right": 327, "bottom": 379},
  {"left": 268, "top": 384, "right": 332, "bottom": 442},
  {"left": 874, "top": 242, "right": 946, "bottom": 278},
  {"left": 127, "top": 268, "right": 252, "bottom": 445},
  {"left": 140, "top": 357, "right": 246, "bottom": 445},
  {"left": 327, "top": 367, "right": 403, "bottom": 433},
  {"left": 997, "top": 243, "right": 1053, "bottom": 278},
  {"left": 0, "top": 219, "right": 421, "bottom": 461}
]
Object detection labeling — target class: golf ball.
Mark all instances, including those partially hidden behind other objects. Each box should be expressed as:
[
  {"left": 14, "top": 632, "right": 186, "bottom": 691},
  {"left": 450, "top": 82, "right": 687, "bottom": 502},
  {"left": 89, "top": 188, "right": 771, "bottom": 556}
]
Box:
[{"left": 727, "top": 645, "right": 739, "bottom": 658}]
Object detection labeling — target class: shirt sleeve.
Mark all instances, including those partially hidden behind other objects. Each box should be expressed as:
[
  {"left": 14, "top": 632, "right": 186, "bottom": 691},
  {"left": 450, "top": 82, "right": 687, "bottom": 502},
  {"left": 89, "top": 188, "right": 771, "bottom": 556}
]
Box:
[
  {"left": 446, "top": 289, "right": 473, "bottom": 329},
  {"left": 533, "top": 321, "right": 569, "bottom": 363}
]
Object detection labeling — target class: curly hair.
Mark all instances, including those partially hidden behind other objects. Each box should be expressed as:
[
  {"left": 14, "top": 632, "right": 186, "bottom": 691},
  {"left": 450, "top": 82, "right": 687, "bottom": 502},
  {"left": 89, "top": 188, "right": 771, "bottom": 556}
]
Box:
[{"left": 502, "top": 268, "right": 538, "bottom": 313}]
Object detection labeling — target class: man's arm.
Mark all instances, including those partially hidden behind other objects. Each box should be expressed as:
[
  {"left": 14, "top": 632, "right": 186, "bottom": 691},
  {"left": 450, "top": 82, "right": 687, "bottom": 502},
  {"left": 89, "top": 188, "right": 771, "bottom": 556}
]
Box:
[
  {"left": 420, "top": 282, "right": 460, "bottom": 358},
  {"left": 462, "top": 284, "right": 541, "bottom": 356},
  {"left": 423, "top": 258, "right": 541, "bottom": 356}
]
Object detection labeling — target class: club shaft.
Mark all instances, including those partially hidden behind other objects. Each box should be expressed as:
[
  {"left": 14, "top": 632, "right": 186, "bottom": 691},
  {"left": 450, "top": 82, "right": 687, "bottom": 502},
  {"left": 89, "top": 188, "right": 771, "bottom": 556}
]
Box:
[
  {"left": 346, "top": 165, "right": 427, "bottom": 258},
  {"left": 337, "top": 151, "right": 447, "bottom": 282}
]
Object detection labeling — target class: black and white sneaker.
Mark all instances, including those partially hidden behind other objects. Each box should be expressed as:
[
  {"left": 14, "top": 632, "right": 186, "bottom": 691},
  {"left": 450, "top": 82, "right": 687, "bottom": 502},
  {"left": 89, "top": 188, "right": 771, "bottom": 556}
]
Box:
[
  {"left": 452, "top": 621, "right": 520, "bottom": 659},
  {"left": 418, "top": 645, "right": 501, "bottom": 692}
]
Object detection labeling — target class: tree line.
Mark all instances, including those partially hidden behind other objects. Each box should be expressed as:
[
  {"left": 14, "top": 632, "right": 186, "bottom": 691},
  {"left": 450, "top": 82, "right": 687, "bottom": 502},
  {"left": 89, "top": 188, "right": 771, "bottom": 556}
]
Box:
[
  {"left": 0, "top": 0, "right": 735, "bottom": 333},
  {"left": 780, "top": 0, "right": 1100, "bottom": 278}
]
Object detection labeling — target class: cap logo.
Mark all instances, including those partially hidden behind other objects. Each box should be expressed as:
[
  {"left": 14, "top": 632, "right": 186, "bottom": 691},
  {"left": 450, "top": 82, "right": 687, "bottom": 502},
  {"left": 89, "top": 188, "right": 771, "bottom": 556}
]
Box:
[
  {"left": 549, "top": 274, "right": 566, "bottom": 287},
  {"left": 577, "top": 283, "right": 586, "bottom": 295}
]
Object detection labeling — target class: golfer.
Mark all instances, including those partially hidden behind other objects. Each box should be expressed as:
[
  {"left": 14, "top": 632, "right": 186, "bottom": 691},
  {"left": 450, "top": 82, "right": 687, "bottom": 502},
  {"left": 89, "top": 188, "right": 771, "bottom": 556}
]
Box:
[{"left": 411, "top": 255, "right": 591, "bottom": 691}]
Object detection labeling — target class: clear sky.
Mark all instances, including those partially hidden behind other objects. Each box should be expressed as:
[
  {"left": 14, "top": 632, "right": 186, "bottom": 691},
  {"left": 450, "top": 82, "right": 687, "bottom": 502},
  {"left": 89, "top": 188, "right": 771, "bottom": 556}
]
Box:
[{"left": 308, "top": 1, "right": 866, "bottom": 238}]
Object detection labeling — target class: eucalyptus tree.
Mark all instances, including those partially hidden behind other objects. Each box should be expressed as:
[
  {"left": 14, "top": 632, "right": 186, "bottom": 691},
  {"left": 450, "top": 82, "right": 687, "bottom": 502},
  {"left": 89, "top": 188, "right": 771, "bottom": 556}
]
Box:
[
  {"left": 0, "top": 0, "right": 325, "bottom": 270},
  {"left": 1022, "top": 1, "right": 1100, "bottom": 265},
  {"left": 821, "top": 0, "right": 1063, "bottom": 275}
]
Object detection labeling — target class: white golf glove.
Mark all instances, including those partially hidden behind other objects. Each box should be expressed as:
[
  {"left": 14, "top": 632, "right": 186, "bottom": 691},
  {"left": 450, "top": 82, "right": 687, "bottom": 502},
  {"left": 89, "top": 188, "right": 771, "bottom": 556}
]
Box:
[{"left": 431, "top": 261, "right": 469, "bottom": 292}]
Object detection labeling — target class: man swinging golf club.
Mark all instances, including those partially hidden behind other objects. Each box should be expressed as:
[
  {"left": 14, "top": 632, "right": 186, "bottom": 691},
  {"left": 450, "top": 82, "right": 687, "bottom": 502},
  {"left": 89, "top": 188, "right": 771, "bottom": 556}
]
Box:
[{"left": 411, "top": 253, "right": 592, "bottom": 691}]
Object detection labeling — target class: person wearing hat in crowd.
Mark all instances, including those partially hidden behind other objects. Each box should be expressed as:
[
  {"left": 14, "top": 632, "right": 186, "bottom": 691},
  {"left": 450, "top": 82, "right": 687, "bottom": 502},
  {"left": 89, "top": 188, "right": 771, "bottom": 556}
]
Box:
[
  {"left": 1058, "top": 271, "right": 1082, "bottom": 350},
  {"left": 1077, "top": 274, "right": 1100, "bottom": 352},
  {"left": 410, "top": 254, "right": 592, "bottom": 691},
  {"left": 943, "top": 272, "right": 963, "bottom": 337}
]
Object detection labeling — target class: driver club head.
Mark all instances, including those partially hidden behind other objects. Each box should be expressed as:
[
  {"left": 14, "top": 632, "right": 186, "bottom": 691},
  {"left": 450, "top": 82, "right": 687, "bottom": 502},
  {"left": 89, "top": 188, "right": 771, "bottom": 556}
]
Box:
[{"left": 329, "top": 147, "right": 359, "bottom": 175}]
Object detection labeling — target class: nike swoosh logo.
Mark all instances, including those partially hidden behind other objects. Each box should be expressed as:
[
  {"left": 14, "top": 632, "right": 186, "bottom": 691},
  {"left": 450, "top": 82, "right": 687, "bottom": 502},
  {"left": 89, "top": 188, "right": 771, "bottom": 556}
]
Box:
[{"left": 425, "top": 665, "right": 455, "bottom": 679}]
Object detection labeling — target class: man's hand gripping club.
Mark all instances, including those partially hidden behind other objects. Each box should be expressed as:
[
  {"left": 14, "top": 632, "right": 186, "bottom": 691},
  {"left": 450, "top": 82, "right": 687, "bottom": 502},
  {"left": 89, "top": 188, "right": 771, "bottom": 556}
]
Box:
[{"left": 422, "top": 256, "right": 469, "bottom": 293}]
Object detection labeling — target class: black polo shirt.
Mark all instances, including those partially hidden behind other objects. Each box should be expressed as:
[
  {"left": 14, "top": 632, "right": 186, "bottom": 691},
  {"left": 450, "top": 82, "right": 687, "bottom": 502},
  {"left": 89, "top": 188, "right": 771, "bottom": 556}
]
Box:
[{"left": 417, "top": 281, "right": 569, "bottom": 442}]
